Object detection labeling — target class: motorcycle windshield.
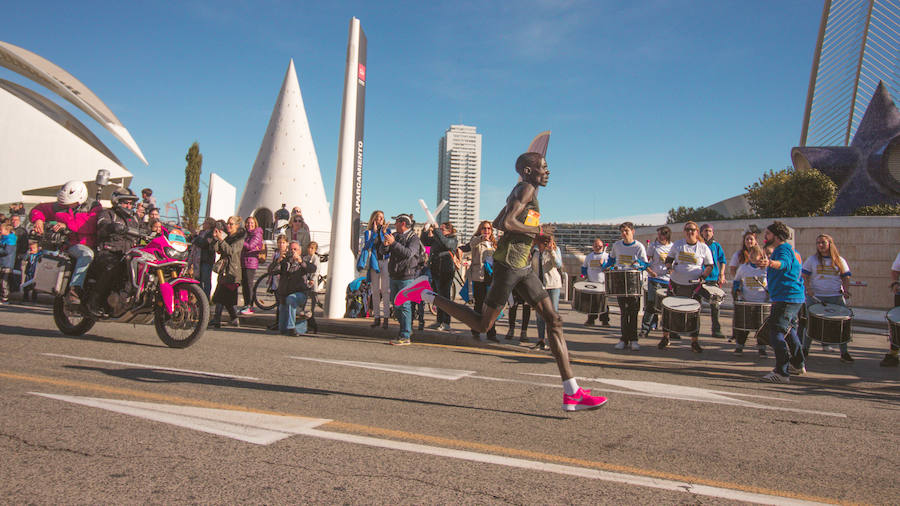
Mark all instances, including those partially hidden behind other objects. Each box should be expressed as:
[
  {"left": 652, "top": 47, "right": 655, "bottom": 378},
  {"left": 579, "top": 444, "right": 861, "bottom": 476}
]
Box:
[{"left": 166, "top": 229, "right": 188, "bottom": 252}]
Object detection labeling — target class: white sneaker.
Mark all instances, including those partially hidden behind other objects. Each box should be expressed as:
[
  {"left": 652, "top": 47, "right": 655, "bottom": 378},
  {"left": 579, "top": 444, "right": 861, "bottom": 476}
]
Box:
[
  {"left": 761, "top": 371, "right": 790, "bottom": 383},
  {"left": 630, "top": 342, "right": 640, "bottom": 351},
  {"left": 441, "top": 323, "right": 451, "bottom": 331},
  {"left": 614, "top": 341, "right": 626, "bottom": 350}
]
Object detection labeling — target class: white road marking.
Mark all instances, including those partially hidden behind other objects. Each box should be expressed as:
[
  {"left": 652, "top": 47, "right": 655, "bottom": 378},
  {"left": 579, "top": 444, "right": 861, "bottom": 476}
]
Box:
[
  {"left": 522, "top": 373, "right": 846, "bottom": 418},
  {"left": 34, "top": 392, "right": 827, "bottom": 505},
  {"left": 287, "top": 356, "right": 475, "bottom": 380},
  {"left": 31, "top": 392, "right": 329, "bottom": 445},
  {"left": 41, "top": 353, "right": 261, "bottom": 381}
]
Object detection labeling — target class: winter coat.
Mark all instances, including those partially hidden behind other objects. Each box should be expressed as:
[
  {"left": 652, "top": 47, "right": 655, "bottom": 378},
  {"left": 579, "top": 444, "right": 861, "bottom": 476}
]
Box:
[
  {"left": 0, "top": 234, "right": 16, "bottom": 270},
  {"left": 241, "top": 226, "right": 264, "bottom": 269},
  {"left": 422, "top": 230, "right": 458, "bottom": 279},
  {"left": 287, "top": 222, "right": 311, "bottom": 250},
  {"left": 29, "top": 202, "right": 99, "bottom": 248},
  {"left": 276, "top": 254, "right": 317, "bottom": 298},
  {"left": 192, "top": 230, "right": 216, "bottom": 265},
  {"left": 462, "top": 235, "right": 495, "bottom": 283},
  {"left": 388, "top": 229, "right": 423, "bottom": 281},
  {"left": 215, "top": 228, "right": 245, "bottom": 284},
  {"left": 531, "top": 245, "right": 563, "bottom": 290},
  {"left": 96, "top": 207, "right": 141, "bottom": 253}
]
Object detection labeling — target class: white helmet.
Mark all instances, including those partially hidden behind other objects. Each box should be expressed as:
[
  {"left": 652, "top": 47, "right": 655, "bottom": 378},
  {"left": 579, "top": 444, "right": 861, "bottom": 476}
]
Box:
[{"left": 57, "top": 180, "right": 88, "bottom": 206}]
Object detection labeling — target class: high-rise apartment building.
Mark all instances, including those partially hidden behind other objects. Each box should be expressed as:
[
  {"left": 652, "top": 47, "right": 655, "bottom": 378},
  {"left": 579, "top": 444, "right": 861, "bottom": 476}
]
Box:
[{"left": 437, "top": 124, "right": 482, "bottom": 240}]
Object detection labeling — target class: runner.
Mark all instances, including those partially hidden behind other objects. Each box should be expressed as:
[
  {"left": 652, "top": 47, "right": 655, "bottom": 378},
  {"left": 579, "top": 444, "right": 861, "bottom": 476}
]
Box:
[{"left": 394, "top": 152, "right": 608, "bottom": 412}]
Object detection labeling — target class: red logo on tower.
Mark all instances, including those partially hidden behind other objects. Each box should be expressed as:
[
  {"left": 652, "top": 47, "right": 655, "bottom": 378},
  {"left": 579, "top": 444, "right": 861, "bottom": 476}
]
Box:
[{"left": 357, "top": 64, "right": 366, "bottom": 85}]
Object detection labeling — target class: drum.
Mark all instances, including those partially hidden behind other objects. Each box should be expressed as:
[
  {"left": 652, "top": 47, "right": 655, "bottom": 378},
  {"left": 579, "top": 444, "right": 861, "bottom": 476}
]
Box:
[
  {"left": 886, "top": 307, "right": 900, "bottom": 349},
  {"left": 662, "top": 297, "right": 700, "bottom": 333},
  {"left": 806, "top": 303, "right": 852, "bottom": 344},
  {"left": 572, "top": 281, "right": 607, "bottom": 315},
  {"left": 698, "top": 284, "right": 726, "bottom": 304},
  {"left": 733, "top": 301, "right": 771, "bottom": 332},
  {"left": 606, "top": 270, "right": 642, "bottom": 297},
  {"left": 653, "top": 288, "right": 668, "bottom": 313}
]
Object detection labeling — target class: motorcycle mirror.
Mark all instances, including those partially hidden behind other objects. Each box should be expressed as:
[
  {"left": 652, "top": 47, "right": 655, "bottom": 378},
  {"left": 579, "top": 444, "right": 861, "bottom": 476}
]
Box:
[{"left": 95, "top": 169, "right": 110, "bottom": 187}]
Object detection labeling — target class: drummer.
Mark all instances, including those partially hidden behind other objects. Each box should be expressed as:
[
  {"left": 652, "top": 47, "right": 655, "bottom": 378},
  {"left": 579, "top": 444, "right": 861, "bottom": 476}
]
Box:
[
  {"left": 581, "top": 238, "right": 610, "bottom": 327},
  {"left": 661, "top": 221, "right": 713, "bottom": 352},
  {"left": 640, "top": 226, "right": 672, "bottom": 338},
  {"left": 883, "top": 249, "right": 900, "bottom": 367},
  {"left": 732, "top": 245, "right": 769, "bottom": 356},
  {"left": 700, "top": 224, "right": 727, "bottom": 339},
  {"left": 800, "top": 234, "right": 853, "bottom": 362},
  {"left": 728, "top": 231, "right": 760, "bottom": 312},
  {"left": 602, "top": 222, "right": 648, "bottom": 350}
]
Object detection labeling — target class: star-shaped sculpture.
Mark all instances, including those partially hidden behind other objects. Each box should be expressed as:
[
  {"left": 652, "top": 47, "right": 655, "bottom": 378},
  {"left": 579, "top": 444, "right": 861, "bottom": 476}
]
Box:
[{"left": 791, "top": 81, "right": 900, "bottom": 215}]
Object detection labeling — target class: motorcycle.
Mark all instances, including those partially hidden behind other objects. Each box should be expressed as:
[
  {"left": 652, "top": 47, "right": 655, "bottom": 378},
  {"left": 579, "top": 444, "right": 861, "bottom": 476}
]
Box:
[{"left": 44, "top": 227, "right": 210, "bottom": 348}]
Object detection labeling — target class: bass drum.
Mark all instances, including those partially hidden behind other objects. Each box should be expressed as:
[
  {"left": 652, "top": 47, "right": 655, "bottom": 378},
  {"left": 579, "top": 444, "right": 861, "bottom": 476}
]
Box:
[
  {"left": 806, "top": 303, "right": 852, "bottom": 344},
  {"left": 572, "top": 281, "right": 606, "bottom": 315},
  {"left": 662, "top": 297, "right": 700, "bottom": 334},
  {"left": 886, "top": 307, "right": 900, "bottom": 349}
]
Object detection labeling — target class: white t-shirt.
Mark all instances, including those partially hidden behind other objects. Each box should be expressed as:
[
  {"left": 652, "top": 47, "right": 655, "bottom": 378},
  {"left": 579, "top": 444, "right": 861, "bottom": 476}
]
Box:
[
  {"left": 668, "top": 239, "right": 714, "bottom": 286},
  {"left": 583, "top": 250, "right": 608, "bottom": 287},
  {"left": 647, "top": 240, "right": 672, "bottom": 282},
  {"left": 892, "top": 251, "right": 900, "bottom": 272},
  {"left": 734, "top": 263, "right": 768, "bottom": 302},
  {"left": 610, "top": 240, "right": 647, "bottom": 268},
  {"left": 728, "top": 250, "right": 742, "bottom": 269},
  {"left": 801, "top": 255, "right": 850, "bottom": 297}
]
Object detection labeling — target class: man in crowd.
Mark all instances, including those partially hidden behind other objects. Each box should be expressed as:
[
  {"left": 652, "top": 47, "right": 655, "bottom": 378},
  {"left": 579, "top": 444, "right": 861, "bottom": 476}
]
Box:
[
  {"left": 757, "top": 221, "right": 806, "bottom": 382},
  {"left": 700, "top": 223, "right": 727, "bottom": 338},
  {"left": 581, "top": 238, "right": 610, "bottom": 326},
  {"left": 393, "top": 152, "right": 608, "bottom": 411},
  {"left": 141, "top": 188, "right": 156, "bottom": 210},
  {"left": 882, "top": 250, "right": 900, "bottom": 366},
  {"left": 640, "top": 226, "right": 672, "bottom": 338},
  {"left": 383, "top": 213, "right": 422, "bottom": 346},
  {"left": 89, "top": 188, "right": 141, "bottom": 315},
  {"left": 603, "top": 222, "right": 648, "bottom": 350}
]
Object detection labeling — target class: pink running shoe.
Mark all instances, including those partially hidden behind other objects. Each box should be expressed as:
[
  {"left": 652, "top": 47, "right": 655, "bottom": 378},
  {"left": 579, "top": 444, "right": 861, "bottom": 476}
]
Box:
[
  {"left": 563, "top": 388, "right": 608, "bottom": 412},
  {"left": 393, "top": 276, "right": 432, "bottom": 306}
]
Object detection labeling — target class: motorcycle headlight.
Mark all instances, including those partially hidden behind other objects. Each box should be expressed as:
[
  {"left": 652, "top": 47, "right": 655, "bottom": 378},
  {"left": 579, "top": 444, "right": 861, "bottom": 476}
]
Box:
[{"left": 164, "top": 246, "right": 189, "bottom": 260}]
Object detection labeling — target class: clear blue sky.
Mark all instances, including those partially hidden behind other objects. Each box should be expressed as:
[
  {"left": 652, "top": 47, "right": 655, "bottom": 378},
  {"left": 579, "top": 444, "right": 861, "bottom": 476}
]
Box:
[{"left": 2, "top": 1, "right": 823, "bottom": 225}]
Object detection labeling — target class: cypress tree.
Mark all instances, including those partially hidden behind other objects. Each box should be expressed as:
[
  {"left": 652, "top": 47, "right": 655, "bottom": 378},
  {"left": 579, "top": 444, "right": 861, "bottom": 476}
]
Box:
[{"left": 183, "top": 142, "right": 202, "bottom": 231}]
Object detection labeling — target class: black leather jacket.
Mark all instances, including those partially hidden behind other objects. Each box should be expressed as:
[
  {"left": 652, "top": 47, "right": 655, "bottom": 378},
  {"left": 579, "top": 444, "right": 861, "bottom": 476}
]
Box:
[{"left": 96, "top": 207, "right": 141, "bottom": 253}]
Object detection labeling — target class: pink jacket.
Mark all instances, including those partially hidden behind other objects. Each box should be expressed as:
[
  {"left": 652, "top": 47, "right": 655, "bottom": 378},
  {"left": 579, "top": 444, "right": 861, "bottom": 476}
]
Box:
[
  {"left": 241, "top": 226, "right": 264, "bottom": 269},
  {"left": 30, "top": 202, "right": 99, "bottom": 248}
]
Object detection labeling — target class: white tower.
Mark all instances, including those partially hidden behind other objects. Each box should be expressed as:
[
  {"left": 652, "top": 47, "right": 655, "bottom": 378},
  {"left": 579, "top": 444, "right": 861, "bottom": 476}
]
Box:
[
  {"left": 437, "top": 124, "right": 482, "bottom": 240},
  {"left": 237, "top": 59, "right": 331, "bottom": 250}
]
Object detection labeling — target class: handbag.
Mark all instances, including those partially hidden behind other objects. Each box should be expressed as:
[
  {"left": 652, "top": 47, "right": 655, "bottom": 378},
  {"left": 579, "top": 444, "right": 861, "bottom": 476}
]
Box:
[
  {"left": 213, "top": 255, "right": 228, "bottom": 275},
  {"left": 256, "top": 246, "right": 267, "bottom": 263}
]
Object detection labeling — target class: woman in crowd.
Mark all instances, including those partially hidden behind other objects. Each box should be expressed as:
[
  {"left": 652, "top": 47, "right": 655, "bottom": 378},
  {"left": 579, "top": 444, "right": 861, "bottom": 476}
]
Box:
[
  {"left": 533, "top": 235, "right": 562, "bottom": 351},
  {"left": 360, "top": 210, "right": 391, "bottom": 329},
  {"left": 422, "top": 221, "right": 458, "bottom": 331},
  {"left": 287, "top": 209, "right": 311, "bottom": 250},
  {"left": 801, "top": 234, "right": 854, "bottom": 362},
  {"left": 210, "top": 216, "right": 245, "bottom": 328},
  {"left": 459, "top": 220, "right": 497, "bottom": 341},
  {"left": 192, "top": 217, "right": 217, "bottom": 298},
  {"left": 304, "top": 241, "right": 321, "bottom": 334},
  {"left": 239, "top": 216, "right": 264, "bottom": 315}
]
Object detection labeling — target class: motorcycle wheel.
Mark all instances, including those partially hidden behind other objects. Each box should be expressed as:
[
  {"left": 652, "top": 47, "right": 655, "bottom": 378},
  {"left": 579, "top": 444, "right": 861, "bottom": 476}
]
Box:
[
  {"left": 154, "top": 283, "right": 209, "bottom": 348},
  {"left": 53, "top": 296, "right": 96, "bottom": 336}
]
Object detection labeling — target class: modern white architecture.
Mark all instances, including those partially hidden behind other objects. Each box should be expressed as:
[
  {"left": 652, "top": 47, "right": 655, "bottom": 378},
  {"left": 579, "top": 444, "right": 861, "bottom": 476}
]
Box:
[
  {"left": 237, "top": 59, "right": 331, "bottom": 249},
  {"left": 437, "top": 124, "right": 482, "bottom": 240}
]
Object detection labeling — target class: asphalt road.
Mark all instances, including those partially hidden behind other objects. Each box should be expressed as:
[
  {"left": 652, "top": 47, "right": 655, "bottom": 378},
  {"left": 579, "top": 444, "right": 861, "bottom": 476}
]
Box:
[{"left": 1, "top": 302, "right": 898, "bottom": 505}]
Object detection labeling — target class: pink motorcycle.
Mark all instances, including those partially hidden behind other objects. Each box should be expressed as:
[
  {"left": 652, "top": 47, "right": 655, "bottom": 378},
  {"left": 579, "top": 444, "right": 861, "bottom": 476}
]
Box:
[{"left": 48, "top": 228, "right": 210, "bottom": 348}]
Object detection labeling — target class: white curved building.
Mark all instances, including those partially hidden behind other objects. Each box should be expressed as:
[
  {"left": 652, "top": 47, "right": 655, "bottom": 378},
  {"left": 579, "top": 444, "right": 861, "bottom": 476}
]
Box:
[{"left": 237, "top": 59, "right": 331, "bottom": 251}]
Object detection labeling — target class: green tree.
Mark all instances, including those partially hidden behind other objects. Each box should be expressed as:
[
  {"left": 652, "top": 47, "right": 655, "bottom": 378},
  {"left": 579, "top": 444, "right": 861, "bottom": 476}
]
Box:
[
  {"left": 745, "top": 167, "right": 836, "bottom": 218},
  {"left": 852, "top": 203, "right": 900, "bottom": 216},
  {"left": 666, "top": 206, "right": 724, "bottom": 224},
  {"left": 182, "top": 142, "right": 203, "bottom": 231}
]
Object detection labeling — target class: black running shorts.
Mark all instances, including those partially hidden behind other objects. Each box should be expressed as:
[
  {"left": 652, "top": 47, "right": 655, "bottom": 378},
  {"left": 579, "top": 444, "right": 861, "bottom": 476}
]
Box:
[{"left": 484, "top": 261, "right": 549, "bottom": 310}]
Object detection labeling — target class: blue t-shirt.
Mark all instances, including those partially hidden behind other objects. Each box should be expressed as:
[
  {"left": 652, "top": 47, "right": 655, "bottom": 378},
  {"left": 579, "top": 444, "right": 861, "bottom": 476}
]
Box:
[
  {"left": 766, "top": 243, "right": 805, "bottom": 303},
  {"left": 704, "top": 240, "right": 726, "bottom": 282}
]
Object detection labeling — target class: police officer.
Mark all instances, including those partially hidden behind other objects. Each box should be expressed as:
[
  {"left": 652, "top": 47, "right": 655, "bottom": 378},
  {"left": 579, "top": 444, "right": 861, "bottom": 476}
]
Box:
[{"left": 88, "top": 188, "right": 141, "bottom": 313}]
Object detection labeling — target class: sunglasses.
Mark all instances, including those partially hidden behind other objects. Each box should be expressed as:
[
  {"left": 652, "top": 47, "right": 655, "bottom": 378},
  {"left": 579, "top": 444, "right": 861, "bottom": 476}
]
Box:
[{"left": 685, "top": 228, "right": 698, "bottom": 232}]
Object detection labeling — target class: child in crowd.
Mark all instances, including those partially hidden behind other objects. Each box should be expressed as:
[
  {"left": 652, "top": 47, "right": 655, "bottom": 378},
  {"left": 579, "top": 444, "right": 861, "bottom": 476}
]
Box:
[
  {"left": 732, "top": 245, "right": 769, "bottom": 356},
  {"left": 22, "top": 240, "right": 41, "bottom": 303},
  {"left": 0, "top": 223, "right": 17, "bottom": 303}
]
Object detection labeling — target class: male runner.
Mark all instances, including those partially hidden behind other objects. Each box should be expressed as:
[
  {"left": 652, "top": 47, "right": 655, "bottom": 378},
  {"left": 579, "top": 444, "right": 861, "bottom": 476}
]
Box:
[{"left": 394, "top": 152, "right": 607, "bottom": 412}]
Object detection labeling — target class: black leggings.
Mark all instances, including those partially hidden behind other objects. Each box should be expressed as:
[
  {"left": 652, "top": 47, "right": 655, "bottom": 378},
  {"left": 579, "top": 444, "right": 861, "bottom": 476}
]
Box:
[
  {"left": 508, "top": 303, "right": 530, "bottom": 335},
  {"left": 241, "top": 267, "right": 256, "bottom": 307}
]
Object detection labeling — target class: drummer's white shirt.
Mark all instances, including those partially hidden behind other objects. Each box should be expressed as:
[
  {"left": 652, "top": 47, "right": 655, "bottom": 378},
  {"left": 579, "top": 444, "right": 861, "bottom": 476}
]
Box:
[
  {"left": 583, "top": 251, "right": 608, "bottom": 287},
  {"left": 610, "top": 240, "right": 647, "bottom": 268},
  {"left": 728, "top": 250, "right": 741, "bottom": 268},
  {"left": 668, "top": 239, "right": 713, "bottom": 286},
  {"left": 734, "top": 263, "right": 768, "bottom": 302},
  {"left": 801, "top": 255, "right": 850, "bottom": 297},
  {"left": 647, "top": 241, "right": 672, "bottom": 282},
  {"left": 892, "top": 251, "right": 900, "bottom": 272}
]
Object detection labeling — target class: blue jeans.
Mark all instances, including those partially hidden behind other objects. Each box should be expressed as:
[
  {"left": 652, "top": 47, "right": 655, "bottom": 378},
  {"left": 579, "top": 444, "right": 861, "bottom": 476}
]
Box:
[
  {"left": 802, "top": 294, "right": 849, "bottom": 354},
  {"left": 536, "top": 288, "right": 560, "bottom": 341},
  {"left": 390, "top": 278, "right": 415, "bottom": 339},
  {"left": 769, "top": 301, "right": 803, "bottom": 376},
  {"left": 279, "top": 291, "right": 308, "bottom": 331},
  {"left": 199, "top": 262, "right": 213, "bottom": 298},
  {"left": 68, "top": 244, "right": 94, "bottom": 288}
]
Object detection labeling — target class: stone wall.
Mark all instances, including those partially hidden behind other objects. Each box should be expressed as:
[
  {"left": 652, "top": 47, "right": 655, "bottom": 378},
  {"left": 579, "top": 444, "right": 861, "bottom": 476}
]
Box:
[{"left": 632, "top": 216, "right": 900, "bottom": 309}]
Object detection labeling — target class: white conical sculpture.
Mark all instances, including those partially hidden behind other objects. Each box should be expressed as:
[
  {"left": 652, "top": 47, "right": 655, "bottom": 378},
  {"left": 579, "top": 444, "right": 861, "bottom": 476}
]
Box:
[{"left": 237, "top": 59, "right": 331, "bottom": 251}]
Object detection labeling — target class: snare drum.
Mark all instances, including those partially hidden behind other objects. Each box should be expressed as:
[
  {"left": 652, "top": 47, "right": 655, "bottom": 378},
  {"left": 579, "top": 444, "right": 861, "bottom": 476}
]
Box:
[
  {"left": 698, "top": 284, "right": 726, "bottom": 304},
  {"left": 733, "top": 301, "right": 771, "bottom": 332},
  {"left": 662, "top": 297, "right": 700, "bottom": 333},
  {"left": 806, "top": 303, "right": 852, "bottom": 344},
  {"left": 886, "top": 307, "right": 900, "bottom": 349},
  {"left": 606, "top": 269, "right": 642, "bottom": 297},
  {"left": 572, "top": 281, "right": 607, "bottom": 315},
  {"left": 653, "top": 288, "right": 668, "bottom": 313}
]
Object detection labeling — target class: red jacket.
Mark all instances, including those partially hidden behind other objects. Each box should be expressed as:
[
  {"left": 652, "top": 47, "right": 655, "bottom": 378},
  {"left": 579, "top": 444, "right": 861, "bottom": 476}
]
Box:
[{"left": 29, "top": 202, "right": 99, "bottom": 248}]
